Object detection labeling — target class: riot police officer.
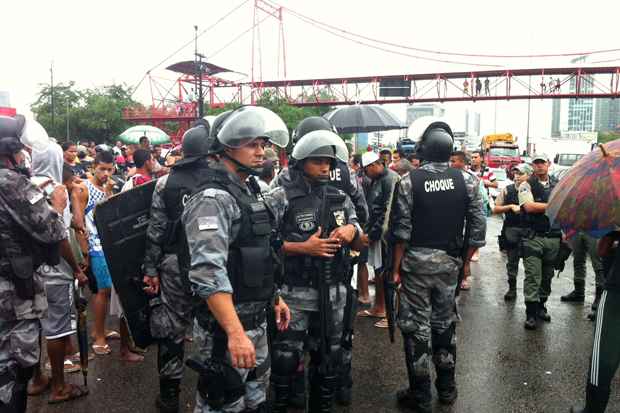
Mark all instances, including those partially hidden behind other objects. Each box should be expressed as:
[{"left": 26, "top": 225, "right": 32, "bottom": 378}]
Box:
[
  {"left": 518, "top": 154, "right": 561, "bottom": 330},
  {"left": 271, "top": 116, "right": 367, "bottom": 406},
  {"left": 390, "top": 117, "right": 486, "bottom": 413},
  {"left": 181, "top": 106, "right": 291, "bottom": 413},
  {"left": 0, "top": 115, "right": 68, "bottom": 413},
  {"left": 142, "top": 120, "right": 215, "bottom": 412},
  {"left": 266, "top": 129, "right": 361, "bottom": 413}
]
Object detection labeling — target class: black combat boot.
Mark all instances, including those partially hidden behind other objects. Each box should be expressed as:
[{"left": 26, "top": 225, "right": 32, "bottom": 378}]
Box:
[
  {"left": 397, "top": 334, "right": 432, "bottom": 413},
  {"left": 569, "top": 383, "right": 610, "bottom": 413},
  {"left": 244, "top": 402, "right": 268, "bottom": 413},
  {"left": 308, "top": 367, "right": 337, "bottom": 413},
  {"left": 524, "top": 302, "right": 537, "bottom": 330},
  {"left": 504, "top": 280, "right": 517, "bottom": 301},
  {"left": 538, "top": 298, "right": 551, "bottom": 322},
  {"left": 156, "top": 379, "right": 181, "bottom": 413},
  {"left": 561, "top": 282, "right": 585, "bottom": 303},
  {"left": 588, "top": 287, "right": 603, "bottom": 321},
  {"left": 335, "top": 361, "right": 353, "bottom": 406}
]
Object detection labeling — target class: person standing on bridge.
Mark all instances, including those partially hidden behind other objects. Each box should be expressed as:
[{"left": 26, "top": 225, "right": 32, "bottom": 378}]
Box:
[
  {"left": 390, "top": 117, "right": 486, "bottom": 413},
  {"left": 518, "top": 154, "right": 561, "bottom": 330}
]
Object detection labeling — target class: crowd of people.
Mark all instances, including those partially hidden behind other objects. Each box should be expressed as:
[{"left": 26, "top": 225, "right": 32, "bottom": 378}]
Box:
[{"left": 0, "top": 109, "right": 618, "bottom": 413}]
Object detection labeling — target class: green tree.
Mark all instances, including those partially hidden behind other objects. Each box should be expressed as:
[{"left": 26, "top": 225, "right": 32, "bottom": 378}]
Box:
[
  {"left": 31, "top": 83, "right": 138, "bottom": 143},
  {"left": 598, "top": 131, "right": 620, "bottom": 144}
]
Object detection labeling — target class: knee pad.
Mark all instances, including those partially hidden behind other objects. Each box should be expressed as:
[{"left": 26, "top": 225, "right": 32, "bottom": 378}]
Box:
[{"left": 271, "top": 343, "right": 301, "bottom": 377}]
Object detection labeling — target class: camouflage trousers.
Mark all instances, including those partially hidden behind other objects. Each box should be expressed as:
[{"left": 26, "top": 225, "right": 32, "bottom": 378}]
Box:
[
  {"left": 150, "top": 255, "right": 196, "bottom": 381},
  {"left": 0, "top": 320, "right": 40, "bottom": 409},
  {"left": 273, "top": 284, "right": 346, "bottom": 388},
  {"left": 192, "top": 318, "right": 270, "bottom": 413},
  {"left": 398, "top": 271, "right": 458, "bottom": 342},
  {"left": 572, "top": 231, "right": 605, "bottom": 288},
  {"left": 522, "top": 235, "right": 560, "bottom": 303}
]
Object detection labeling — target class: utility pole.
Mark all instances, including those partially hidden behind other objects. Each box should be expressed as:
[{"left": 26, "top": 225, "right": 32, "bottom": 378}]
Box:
[
  {"left": 50, "top": 61, "right": 55, "bottom": 134},
  {"left": 526, "top": 75, "right": 531, "bottom": 154},
  {"left": 194, "top": 25, "right": 205, "bottom": 118}
]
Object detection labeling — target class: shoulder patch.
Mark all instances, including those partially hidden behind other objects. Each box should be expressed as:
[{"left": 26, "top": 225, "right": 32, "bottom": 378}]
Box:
[{"left": 197, "top": 216, "right": 218, "bottom": 231}]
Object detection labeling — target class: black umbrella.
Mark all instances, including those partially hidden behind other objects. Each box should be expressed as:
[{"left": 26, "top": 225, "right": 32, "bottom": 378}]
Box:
[{"left": 323, "top": 105, "right": 405, "bottom": 133}]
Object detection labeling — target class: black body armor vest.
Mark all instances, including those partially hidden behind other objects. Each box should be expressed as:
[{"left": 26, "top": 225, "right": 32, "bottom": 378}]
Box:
[
  {"left": 410, "top": 168, "right": 468, "bottom": 255},
  {"left": 196, "top": 170, "right": 275, "bottom": 304},
  {"left": 281, "top": 177, "right": 349, "bottom": 287},
  {"left": 523, "top": 175, "right": 559, "bottom": 234},
  {"left": 503, "top": 184, "right": 522, "bottom": 228}
]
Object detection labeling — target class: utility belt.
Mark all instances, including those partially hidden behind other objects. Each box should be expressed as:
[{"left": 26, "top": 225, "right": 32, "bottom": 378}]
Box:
[
  {"left": 197, "top": 308, "right": 267, "bottom": 335},
  {"left": 534, "top": 230, "right": 562, "bottom": 238},
  {"left": 285, "top": 269, "right": 344, "bottom": 288}
]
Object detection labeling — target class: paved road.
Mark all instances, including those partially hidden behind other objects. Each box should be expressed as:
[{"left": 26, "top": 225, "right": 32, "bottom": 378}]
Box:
[{"left": 28, "top": 217, "right": 620, "bottom": 412}]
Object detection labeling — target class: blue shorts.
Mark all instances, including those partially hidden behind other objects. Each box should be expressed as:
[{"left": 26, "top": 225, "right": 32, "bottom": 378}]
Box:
[{"left": 90, "top": 254, "right": 112, "bottom": 290}]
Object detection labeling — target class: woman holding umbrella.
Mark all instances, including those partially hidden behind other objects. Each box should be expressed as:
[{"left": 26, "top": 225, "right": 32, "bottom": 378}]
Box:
[{"left": 544, "top": 141, "right": 620, "bottom": 412}]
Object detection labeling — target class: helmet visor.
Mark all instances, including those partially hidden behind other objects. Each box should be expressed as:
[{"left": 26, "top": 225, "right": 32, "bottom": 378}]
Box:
[
  {"left": 217, "top": 106, "right": 289, "bottom": 149},
  {"left": 292, "top": 130, "right": 349, "bottom": 162}
]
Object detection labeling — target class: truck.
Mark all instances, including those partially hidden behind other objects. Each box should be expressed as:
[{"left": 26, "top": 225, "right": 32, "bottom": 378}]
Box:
[
  {"left": 531, "top": 137, "right": 595, "bottom": 175},
  {"left": 480, "top": 133, "right": 521, "bottom": 169}
]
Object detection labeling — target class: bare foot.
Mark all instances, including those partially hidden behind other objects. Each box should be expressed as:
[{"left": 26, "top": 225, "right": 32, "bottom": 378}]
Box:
[
  {"left": 28, "top": 374, "right": 50, "bottom": 396},
  {"left": 120, "top": 350, "right": 144, "bottom": 363}
]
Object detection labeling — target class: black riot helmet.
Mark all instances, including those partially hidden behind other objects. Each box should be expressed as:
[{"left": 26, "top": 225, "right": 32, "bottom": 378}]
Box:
[
  {"left": 292, "top": 129, "right": 349, "bottom": 174},
  {"left": 407, "top": 116, "right": 454, "bottom": 162},
  {"left": 0, "top": 115, "right": 26, "bottom": 156},
  {"left": 210, "top": 106, "right": 289, "bottom": 176},
  {"left": 174, "top": 122, "right": 213, "bottom": 168},
  {"left": 292, "top": 116, "right": 337, "bottom": 143}
]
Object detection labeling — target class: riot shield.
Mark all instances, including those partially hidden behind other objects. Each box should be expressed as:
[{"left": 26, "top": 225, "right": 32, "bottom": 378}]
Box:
[{"left": 94, "top": 180, "right": 156, "bottom": 348}]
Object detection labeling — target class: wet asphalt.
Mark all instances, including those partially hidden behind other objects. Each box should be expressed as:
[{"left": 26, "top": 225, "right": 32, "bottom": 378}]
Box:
[{"left": 27, "top": 217, "right": 620, "bottom": 413}]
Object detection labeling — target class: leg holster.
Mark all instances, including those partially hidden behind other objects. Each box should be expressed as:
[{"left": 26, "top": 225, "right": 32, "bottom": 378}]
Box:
[
  {"left": 270, "top": 338, "right": 303, "bottom": 413},
  {"left": 432, "top": 324, "right": 457, "bottom": 403},
  {"left": 402, "top": 333, "right": 432, "bottom": 407}
]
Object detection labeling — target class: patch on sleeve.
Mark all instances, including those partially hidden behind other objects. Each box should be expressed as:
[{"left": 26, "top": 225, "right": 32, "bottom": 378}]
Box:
[
  {"left": 28, "top": 192, "right": 44, "bottom": 205},
  {"left": 333, "top": 210, "right": 346, "bottom": 226},
  {"left": 198, "top": 216, "right": 218, "bottom": 231}
]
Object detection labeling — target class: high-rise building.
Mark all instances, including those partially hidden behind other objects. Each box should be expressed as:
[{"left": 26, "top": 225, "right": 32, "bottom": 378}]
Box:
[
  {"left": 406, "top": 103, "right": 445, "bottom": 126},
  {"left": 595, "top": 98, "right": 620, "bottom": 132},
  {"left": 567, "top": 56, "right": 594, "bottom": 132},
  {"left": 551, "top": 99, "right": 561, "bottom": 137}
]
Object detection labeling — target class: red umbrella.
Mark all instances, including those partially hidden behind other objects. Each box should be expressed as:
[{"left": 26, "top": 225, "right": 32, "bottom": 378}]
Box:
[{"left": 546, "top": 140, "right": 620, "bottom": 238}]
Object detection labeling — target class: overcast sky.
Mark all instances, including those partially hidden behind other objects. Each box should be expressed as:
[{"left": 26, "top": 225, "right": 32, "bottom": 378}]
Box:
[{"left": 2, "top": 0, "right": 619, "bottom": 142}]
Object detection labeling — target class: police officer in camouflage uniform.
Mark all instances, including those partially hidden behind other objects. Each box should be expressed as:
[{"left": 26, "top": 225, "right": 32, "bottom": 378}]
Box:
[
  {"left": 270, "top": 116, "right": 367, "bottom": 407},
  {"left": 266, "top": 129, "right": 361, "bottom": 413},
  {"left": 390, "top": 117, "right": 486, "bottom": 413},
  {"left": 182, "top": 106, "right": 291, "bottom": 413},
  {"left": 142, "top": 120, "right": 215, "bottom": 413},
  {"left": 0, "top": 115, "right": 68, "bottom": 413},
  {"left": 518, "top": 154, "right": 561, "bottom": 330}
]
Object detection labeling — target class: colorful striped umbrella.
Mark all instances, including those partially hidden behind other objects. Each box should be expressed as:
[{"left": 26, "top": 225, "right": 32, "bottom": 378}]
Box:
[{"left": 546, "top": 140, "right": 620, "bottom": 238}]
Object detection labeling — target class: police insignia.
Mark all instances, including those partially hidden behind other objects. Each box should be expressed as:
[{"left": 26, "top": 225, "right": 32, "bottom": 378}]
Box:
[
  {"left": 295, "top": 211, "right": 316, "bottom": 232},
  {"left": 333, "top": 210, "right": 345, "bottom": 226}
]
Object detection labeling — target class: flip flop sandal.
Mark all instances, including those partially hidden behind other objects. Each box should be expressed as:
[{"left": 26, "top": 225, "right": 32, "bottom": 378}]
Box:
[
  {"left": 357, "top": 309, "right": 386, "bottom": 318},
  {"left": 44, "top": 359, "right": 81, "bottom": 373},
  {"left": 105, "top": 330, "right": 121, "bottom": 340},
  {"left": 48, "top": 384, "right": 89, "bottom": 404},
  {"left": 374, "top": 318, "right": 389, "bottom": 328},
  {"left": 92, "top": 344, "right": 112, "bottom": 355}
]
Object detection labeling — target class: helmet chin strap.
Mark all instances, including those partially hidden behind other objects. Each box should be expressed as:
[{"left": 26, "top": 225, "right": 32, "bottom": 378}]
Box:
[{"left": 222, "top": 152, "right": 262, "bottom": 176}]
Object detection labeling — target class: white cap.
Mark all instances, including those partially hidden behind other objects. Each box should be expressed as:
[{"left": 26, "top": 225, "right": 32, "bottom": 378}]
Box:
[{"left": 361, "top": 151, "right": 381, "bottom": 168}]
